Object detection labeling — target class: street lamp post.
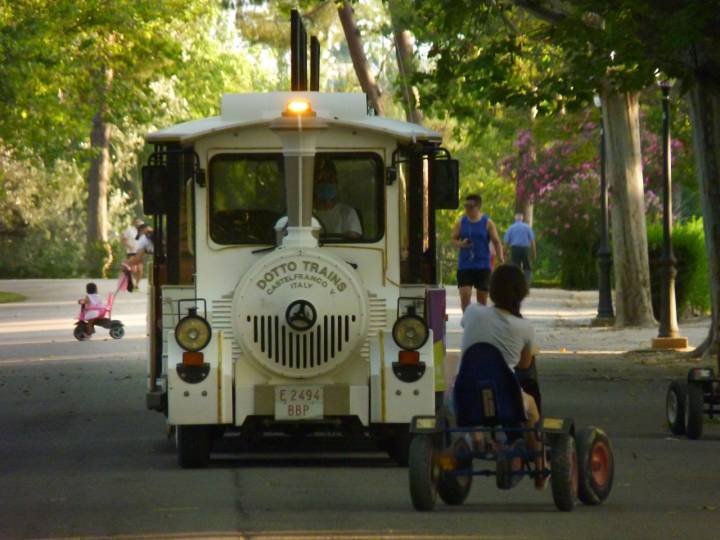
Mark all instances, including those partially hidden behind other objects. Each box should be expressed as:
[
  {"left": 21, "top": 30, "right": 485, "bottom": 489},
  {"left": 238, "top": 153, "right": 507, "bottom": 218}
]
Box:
[
  {"left": 652, "top": 82, "right": 688, "bottom": 349},
  {"left": 593, "top": 95, "right": 614, "bottom": 325}
]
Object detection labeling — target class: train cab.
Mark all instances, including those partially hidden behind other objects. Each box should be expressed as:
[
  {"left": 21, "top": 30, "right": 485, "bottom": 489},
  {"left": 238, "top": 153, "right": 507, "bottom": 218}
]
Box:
[{"left": 142, "top": 90, "right": 459, "bottom": 467}]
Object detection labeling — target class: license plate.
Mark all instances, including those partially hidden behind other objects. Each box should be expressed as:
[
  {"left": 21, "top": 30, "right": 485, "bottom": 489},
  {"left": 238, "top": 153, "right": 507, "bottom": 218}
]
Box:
[{"left": 274, "top": 385, "right": 323, "bottom": 420}]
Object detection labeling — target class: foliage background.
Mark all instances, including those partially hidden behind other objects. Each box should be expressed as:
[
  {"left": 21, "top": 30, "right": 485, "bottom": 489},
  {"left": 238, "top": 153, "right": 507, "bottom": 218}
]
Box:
[{"left": 0, "top": 0, "right": 709, "bottom": 316}]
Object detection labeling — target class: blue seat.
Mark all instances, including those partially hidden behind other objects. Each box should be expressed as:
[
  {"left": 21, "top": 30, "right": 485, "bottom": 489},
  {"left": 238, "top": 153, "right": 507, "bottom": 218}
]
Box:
[{"left": 453, "top": 342, "right": 527, "bottom": 427}]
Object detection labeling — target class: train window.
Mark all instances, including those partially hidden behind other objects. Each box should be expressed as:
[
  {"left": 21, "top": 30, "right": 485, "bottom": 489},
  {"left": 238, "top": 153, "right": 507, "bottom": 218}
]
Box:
[
  {"left": 314, "top": 152, "right": 384, "bottom": 243},
  {"left": 209, "top": 154, "right": 285, "bottom": 245}
]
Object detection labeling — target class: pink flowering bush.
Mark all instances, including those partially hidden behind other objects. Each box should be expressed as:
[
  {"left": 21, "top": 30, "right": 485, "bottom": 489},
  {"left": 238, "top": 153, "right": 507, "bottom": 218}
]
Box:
[
  {"left": 501, "top": 120, "right": 687, "bottom": 289},
  {"left": 502, "top": 125, "right": 600, "bottom": 288},
  {"left": 535, "top": 175, "right": 600, "bottom": 288}
]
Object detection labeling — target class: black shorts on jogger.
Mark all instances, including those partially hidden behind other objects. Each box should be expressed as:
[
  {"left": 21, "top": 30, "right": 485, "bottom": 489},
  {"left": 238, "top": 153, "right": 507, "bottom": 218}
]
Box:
[{"left": 457, "top": 268, "right": 491, "bottom": 291}]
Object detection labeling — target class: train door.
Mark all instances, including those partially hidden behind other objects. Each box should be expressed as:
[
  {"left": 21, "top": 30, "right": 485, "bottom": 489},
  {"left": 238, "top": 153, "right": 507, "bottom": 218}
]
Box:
[{"left": 142, "top": 144, "right": 199, "bottom": 411}]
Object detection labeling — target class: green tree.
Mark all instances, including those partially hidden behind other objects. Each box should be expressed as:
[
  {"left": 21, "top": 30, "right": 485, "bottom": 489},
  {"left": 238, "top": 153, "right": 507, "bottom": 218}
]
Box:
[
  {"left": 1, "top": 0, "right": 268, "bottom": 276},
  {"left": 409, "top": 0, "right": 659, "bottom": 326}
]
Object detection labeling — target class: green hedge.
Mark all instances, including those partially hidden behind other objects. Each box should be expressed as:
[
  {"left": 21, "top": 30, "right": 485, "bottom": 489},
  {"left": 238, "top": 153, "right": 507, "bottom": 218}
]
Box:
[{"left": 647, "top": 218, "right": 709, "bottom": 317}]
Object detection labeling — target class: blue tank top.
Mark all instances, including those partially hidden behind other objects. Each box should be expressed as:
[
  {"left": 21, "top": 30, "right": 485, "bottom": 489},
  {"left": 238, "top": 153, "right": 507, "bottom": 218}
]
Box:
[{"left": 458, "top": 215, "right": 491, "bottom": 270}]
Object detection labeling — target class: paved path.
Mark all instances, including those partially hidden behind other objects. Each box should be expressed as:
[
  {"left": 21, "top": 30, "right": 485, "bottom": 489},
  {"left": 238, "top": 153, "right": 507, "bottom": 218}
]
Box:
[{"left": 0, "top": 280, "right": 718, "bottom": 539}]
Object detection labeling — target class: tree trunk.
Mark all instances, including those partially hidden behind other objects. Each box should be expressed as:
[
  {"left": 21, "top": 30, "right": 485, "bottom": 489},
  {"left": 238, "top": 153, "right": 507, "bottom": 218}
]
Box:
[
  {"left": 388, "top": 1, "right": 423, "bottom": 125},
  {"left": 601, "top": 89, "right": 656, "bottom": 327},
  {"left": 86, "top": 67, "right": 114, "bottom": 276},
  {"left": 86, "top": 108, "right": 112, "bottom": 276},
  {"left": 337, "top": 0, "right": 384, "bottom": 116},
  {"left": 393, "top": 28, "right": 423, "bottom": 124},
  {"left": 687, "top": 80, "right": 720, "bottom": 364},
  {"left": 87, "top": 109, "right": 111, "bottom": 245}
]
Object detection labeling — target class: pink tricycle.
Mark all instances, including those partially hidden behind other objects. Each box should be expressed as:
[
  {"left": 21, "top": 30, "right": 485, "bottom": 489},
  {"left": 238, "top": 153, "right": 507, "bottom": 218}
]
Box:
[{"left": 74, "top": 293, "right": 125, "bottom": 341}]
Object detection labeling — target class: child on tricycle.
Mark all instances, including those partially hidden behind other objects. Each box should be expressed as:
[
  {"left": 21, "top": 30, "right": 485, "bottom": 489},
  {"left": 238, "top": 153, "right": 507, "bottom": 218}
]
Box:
[{"left": 74, "top": 282, "right": 125, "bottom": 341}]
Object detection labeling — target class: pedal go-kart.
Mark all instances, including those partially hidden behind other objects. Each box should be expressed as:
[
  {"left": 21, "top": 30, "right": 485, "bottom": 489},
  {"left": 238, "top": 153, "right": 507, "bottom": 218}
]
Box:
[
  {"left": 408, "top": 343, "right": 615, "bottom": 512},
  {"left": 666, "top": 367, "right": 720, "bottom": 439},
  {"left": 74, "top": 293, "right": 125, "bottom": 341}
]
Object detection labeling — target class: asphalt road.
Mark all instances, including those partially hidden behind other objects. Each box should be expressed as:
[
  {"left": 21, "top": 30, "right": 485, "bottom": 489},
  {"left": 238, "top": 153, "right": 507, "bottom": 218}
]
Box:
[{"left": 1, "top": 280, "right": 719, "bottom": 539}]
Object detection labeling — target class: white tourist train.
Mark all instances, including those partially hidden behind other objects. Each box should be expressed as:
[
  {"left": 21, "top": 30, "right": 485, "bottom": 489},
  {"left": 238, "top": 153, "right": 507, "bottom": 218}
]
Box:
[{"left": 141, "top": 17, "right": 459, "bottom": 468}]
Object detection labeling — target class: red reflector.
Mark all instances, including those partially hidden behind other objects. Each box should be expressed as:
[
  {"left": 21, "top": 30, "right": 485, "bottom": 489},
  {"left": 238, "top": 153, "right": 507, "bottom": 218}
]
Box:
[
  {"left": 399, "top": 350, "right": 420, "bottom": 365},
  {"left": 182, "top": 351, "right": 204, "bottom": 366}
]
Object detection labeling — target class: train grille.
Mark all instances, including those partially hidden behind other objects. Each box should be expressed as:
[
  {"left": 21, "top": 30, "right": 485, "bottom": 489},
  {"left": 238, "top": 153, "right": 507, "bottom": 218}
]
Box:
[{"left": 247, "top": 314, "right": 357, "bottom": 369}]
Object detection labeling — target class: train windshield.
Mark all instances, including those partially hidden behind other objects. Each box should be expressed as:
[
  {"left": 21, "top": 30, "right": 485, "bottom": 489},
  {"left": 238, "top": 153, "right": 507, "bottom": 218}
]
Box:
[
  {"left": 209, "top": 153, "right": 285, "bottom": 245},
  {"left": 209, "top": 152, "right": 384, "bottom": 245}
]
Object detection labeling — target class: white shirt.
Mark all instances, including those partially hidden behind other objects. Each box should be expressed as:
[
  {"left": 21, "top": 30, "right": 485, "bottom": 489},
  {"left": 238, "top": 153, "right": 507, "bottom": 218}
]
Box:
[
  {"left": 136, "top": 235, "right": 154, "bottom": 254},
  {"left": 460, "top": 304, "right": 534, "bottom": 369},
  {"left": 87, "top": 293, "right": 104, "bottom": 308},
  {"left": 316, "top": 203, "right": 362, "bottom": 236},
  {"left": 122, "top": 226, "right": 138, "bottom": 253},
  {"left": 84, "top": 293, "right": 105, "bottom": 319}
]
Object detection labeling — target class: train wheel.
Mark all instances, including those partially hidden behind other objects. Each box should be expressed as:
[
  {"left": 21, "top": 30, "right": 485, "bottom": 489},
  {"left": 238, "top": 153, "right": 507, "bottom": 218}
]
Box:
[
  {"left": 176, "top": 425, "right": 211, "bottom": 468},
  {"left": 685, "top": 383, "right": 705, "bottom": 440},
  {"left": 550, "top": 433, "right": 578, "bottom": 512},
  {"left": 666, "top": 380, "right": 687, "bottom": 435},
  {"left": 387, "top": 426, "right": 411, "bottom": 466},
  {"left": 576, "top": 426, "right": 614, "bottom": 505}
]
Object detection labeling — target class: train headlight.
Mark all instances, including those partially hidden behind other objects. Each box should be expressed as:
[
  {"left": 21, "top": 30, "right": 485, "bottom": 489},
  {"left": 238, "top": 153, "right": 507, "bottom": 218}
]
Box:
[
  {"left": 392, "top": 315, "right": 429, "bottom": 351},
  {"left": 284, "top": 98, "right": 314, "bottom": 116},
  {"left": 175, "top": 309, "right": 212, "bottom": 352}
]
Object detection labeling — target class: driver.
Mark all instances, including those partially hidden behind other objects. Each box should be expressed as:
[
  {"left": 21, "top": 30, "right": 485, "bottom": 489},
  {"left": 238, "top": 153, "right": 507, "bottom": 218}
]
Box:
[
  {"left": 314, "top": 159, "right": 362, "bottom": 239},
  {"left": 460, "top": 264, "right": 545, "bottom": 489}
]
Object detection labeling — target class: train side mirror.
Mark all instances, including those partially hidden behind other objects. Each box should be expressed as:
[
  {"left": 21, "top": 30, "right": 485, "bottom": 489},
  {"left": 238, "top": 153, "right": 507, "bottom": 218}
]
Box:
[
  {"left": 430, "top": 158, "right": 459, "bottom": 209},
  {"left": 141, "top": 165, "right": 168, "bottom": 215}
]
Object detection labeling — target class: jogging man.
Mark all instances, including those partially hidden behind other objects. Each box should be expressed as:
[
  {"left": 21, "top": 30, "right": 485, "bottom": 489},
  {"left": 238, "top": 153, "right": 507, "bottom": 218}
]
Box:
[{"left": 451, "top": 194, "right": 504, "bottom": 312}]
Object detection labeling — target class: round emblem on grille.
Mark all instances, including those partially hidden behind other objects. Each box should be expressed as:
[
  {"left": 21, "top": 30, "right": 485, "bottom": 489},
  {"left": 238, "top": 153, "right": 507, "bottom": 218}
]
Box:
[{"left": 285, "top": 300, "right": 317, "bottom": 331}]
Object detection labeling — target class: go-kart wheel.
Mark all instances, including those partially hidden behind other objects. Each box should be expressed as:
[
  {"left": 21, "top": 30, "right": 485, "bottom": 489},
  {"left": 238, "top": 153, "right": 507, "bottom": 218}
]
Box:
[
  {"left": 685, "top": 383, "right": 704, "bottom": 440},
  {"left": 73, "top": 324, "right": 89, "bottom": 341},
  {"left": 408, "top": 435, "right": 438, "bottom": 511},
  {"left": 549, "top": 433, "right": 578, "bottom": 512},
  {"left": 666, "top": 380, "right": 687, "bottom": 435},
  {"left": 109, "top": 323, "right": 125, "bottom": 340},
  {"left": 437, "top": 437, "right": 473, "bottom": 505},
  {"left": 176, "top": 425, "right": 211, "bottom": 468},
  {"left": 576, "top": 426, "right": 614, "bottom": 505}
]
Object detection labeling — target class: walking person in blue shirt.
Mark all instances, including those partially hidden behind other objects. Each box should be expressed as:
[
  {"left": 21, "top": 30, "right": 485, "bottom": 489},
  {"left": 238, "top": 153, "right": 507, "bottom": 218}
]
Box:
[
  {"left": 504, "top": 213, "right": 536, "bottom": 285},
  {"left": 451, "top": 194, "right": 504, "bottom": 312}
]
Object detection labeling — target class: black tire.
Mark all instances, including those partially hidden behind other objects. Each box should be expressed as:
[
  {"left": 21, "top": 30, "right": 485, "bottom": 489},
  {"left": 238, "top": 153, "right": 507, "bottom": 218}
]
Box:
[
  {"left": 73, "top": 324, "right": 89, "bottom": 341},
  {"left": 176, "top": 425, "right": 211, "bottom": 468},
  {"left": 550, "top": 433, "right": 578, "bottom": 512},
  {"left": 666, "top": 380, "right": 687, "bottom": 435},
  {"left": 437, "top": 437, "right": 473, "bottom": 505},
  {"left": 109, "top": 323, "right": 125, "bottom": 340},
  {"left": 387, "top": 426, "right": 412, "bottom": 466},
  {"left": 685, "top": 383, "right": 705, "bottom": 440},
  {"left": 408, "top": 435, "right": 438, "bottom": 511},
  {"left": 576, "top": 426, "right": 614, "bottom": 505}
]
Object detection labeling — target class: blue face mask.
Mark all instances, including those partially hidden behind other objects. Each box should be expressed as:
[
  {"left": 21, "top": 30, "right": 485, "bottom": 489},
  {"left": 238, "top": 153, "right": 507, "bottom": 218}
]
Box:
[{"left": 316, "top": 183, "right": 337, "bottom": 202}]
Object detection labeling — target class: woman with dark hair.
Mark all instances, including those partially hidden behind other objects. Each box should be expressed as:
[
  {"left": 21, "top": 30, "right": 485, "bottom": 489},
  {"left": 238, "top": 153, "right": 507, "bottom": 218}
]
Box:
[{"left": 459, "top": 264, "right": 544, "bottom": 488}]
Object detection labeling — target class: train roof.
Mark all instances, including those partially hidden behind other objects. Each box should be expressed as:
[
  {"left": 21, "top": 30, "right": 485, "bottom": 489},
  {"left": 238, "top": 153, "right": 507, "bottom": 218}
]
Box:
[{"left": 146, "top": 92, "right": 442, "bottom": 145}]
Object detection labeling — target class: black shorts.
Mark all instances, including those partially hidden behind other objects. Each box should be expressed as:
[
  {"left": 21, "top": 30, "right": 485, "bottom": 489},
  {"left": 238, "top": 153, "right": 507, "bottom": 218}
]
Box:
[{"left": 457, "top": 268, "right": 491, "bottom": 291}]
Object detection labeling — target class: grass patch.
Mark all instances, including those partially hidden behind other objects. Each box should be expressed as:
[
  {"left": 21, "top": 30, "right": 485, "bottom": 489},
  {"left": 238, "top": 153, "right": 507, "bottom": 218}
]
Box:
[
  {"left": 531, "top": 278, "right": 563, "bottom": 289},
  {"left": 0, "top": 291, "right": 27, "bottom": 303}
]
